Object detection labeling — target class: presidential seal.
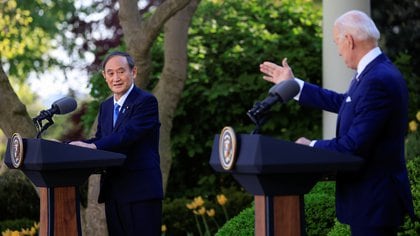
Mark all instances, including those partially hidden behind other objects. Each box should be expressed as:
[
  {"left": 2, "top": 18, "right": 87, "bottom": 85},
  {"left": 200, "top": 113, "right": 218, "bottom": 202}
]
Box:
[
  {"left": 10, "top": 133, "right": 24, "bottom": 168},
  {"left": 218, "top": 126, "right": 237, "bottom": 170}
]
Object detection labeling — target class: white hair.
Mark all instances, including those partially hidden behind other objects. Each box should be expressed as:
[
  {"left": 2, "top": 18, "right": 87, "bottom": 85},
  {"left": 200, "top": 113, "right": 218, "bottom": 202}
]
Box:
[{"left": 334, "top": 10, "right": 380, "bottom": 42}]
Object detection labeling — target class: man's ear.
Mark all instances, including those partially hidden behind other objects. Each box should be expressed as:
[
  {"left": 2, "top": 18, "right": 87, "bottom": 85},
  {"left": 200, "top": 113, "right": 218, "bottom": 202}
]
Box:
[
  {"left": 346, "top": 34, "right": 355, "bottom": 49},
  {"left": 131, "top": 66, "right": 138, "bottom": 77}
]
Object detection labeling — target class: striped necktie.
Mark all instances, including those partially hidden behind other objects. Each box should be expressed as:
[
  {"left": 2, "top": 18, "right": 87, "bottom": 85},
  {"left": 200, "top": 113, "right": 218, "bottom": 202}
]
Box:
[{"left": 113, "top": 103, "right": 120, "bottom": 127}]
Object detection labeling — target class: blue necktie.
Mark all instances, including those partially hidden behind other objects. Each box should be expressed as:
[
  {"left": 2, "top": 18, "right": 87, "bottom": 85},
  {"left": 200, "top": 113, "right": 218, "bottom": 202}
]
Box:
[
  {"left": 113, "top": 103, "right": 120, "bottom": 127},
  {"left": 347, "top": 73, "right": 359, "bottom": 94}
]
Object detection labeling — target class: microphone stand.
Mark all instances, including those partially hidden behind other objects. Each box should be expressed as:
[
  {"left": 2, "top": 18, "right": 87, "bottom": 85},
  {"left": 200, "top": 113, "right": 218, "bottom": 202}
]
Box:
[
  {"left": 33, "top": 114, "right": 55, "bottom": 139},
  {"left": 247, "top": 111, "right": 270, "bottom": 135}
]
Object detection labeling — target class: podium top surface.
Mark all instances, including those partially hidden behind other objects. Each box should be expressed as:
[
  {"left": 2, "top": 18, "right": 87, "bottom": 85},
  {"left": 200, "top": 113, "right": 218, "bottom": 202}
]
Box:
[
  {"left": 210, "top": 134, "right": 364, "bottom": 174},
  {"left": 5, "top": 138, "right": 126, "bottom": 170}
]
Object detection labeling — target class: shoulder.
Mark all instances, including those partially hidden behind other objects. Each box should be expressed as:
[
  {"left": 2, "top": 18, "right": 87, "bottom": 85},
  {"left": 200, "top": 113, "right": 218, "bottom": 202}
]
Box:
[
  {"left": 132, "top": 86, "right": 155, "bottom": 97},
  {"left": 360, "top": 56, "right": 407, "bottom": 99},
  {"left": 99, "top": 96, "right": 114, "bottom": 108},
  {"left": 127, "top": 86, "right": 158, "bottom": 104},
  {"left": 366, "top": 54, "right": 402, "bottom": 79},
  {"left": 362, "top": 54, "right": 403, "bottom": 85}
]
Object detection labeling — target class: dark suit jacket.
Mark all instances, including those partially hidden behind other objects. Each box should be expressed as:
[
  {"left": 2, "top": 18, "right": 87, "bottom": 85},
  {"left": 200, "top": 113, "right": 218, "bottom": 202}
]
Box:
[
  {"left": 87, "top": 86, "right": 163, "bottom": 203},
  {"left": 299, "top": 53, "right": 414, "bottom": 226}
]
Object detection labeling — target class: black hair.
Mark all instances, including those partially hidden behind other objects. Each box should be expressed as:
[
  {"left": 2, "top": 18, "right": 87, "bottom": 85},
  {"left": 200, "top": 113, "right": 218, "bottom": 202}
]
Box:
[{"left": 101, "top": 51, "right": 135, "bottom": 71}]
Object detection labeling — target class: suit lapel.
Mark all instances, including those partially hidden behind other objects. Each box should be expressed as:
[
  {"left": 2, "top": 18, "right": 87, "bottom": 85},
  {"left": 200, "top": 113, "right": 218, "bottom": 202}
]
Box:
[
  {"left": 113, "top": 87, "right": 142, "bottom": 130},
  {"left": 335, "top": 53, "right": 387, "bottom": 136}
]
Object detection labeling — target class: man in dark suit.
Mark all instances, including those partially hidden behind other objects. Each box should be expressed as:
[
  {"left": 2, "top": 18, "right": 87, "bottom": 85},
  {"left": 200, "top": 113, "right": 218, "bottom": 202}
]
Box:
[
  {"left": 70, "top": 51, "right": 163, "bottom": 235},
  {"left": 260, "top": 10, "right": 414, "bottom": 235}
]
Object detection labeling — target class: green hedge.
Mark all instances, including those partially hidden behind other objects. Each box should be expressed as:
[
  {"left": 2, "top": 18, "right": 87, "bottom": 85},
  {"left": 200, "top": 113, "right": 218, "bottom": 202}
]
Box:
[
  {"left": 304, "top": 182, "right": 336, "bottom": 236},
  {"left": 216, "top": 206, "right": 254, "bottom": 236},
  {"left": 400, "top": 154, "right": 420, "bottom": 234},
  {"left": 0, "top": 170, "right": 39, "bottom": 222}
]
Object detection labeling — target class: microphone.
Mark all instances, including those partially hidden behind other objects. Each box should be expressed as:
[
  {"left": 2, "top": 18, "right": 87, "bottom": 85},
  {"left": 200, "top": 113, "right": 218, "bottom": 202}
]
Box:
[
  {"left": 32, "top": 97, "right": 77, "bottom": 138},
  {"left": 247, "top": 79, "right": 300, "bottom": 125},
  {"left": 33, "top": 97, "right": 77, "bottom": 121}
]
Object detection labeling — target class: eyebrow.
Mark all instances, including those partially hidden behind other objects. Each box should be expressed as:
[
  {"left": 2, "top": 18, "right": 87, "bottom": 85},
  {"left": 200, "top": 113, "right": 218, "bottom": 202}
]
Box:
[{"left": 105, "top": 67, "right": 126, "bottom": 73}]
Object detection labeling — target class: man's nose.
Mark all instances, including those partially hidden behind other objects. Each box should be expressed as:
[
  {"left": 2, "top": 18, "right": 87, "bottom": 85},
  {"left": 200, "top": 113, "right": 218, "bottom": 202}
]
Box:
[{"left": 112, "top": 74, "right": 121, "bottom": 81}]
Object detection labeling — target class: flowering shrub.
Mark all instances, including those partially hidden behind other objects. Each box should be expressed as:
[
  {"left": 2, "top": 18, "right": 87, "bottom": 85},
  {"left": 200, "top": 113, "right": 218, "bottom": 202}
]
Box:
[
  {"left": 406, "top": 111, "right": 420, "bottom": 160},
  {"left": 185, "top": 194, "right": 230, "bottom": 236},
  {"left": 1, "top": 222, "right": 38, "bottom": 236}
]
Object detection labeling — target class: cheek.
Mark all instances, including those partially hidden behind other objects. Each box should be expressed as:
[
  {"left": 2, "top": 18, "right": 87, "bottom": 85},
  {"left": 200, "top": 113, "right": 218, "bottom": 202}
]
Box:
[
  {"left": 338, "top": 44, "right": 345, "bottom": 54},
  {"left": 105, "top": 79, "right": 114, "bottom": 88}
]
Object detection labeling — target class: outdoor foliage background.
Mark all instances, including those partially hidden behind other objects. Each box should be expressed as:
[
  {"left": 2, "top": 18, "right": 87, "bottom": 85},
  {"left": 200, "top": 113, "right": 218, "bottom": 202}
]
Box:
[{"left": 1, "top": 0, "right": 419, "bottom": 235}]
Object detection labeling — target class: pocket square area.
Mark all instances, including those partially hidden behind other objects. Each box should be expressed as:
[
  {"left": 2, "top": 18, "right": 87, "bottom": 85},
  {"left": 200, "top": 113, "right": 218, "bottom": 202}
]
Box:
[{"left": 346, "top": 96, "right": 352, "bottom": 102}]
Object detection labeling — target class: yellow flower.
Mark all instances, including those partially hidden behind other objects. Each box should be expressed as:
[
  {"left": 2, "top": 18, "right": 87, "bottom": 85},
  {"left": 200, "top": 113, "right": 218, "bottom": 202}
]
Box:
[
  {"left": 2, "top": 229, "right": 11, "bottom": 236},
  {"left": 197, "top": 206, "right": 206, "bottom": 215},
  {"left": 11, "top": 231, "right": 20, "bottom": 236},
  {"left": 193, "top": 196, "right": 205, "bottom": 207},
  {"left": 416, "top": 111, "right": 420, "bottom": 122},
  {"left": 21, "top": 228, "right": 31, "bottom": 235},
  {"left": 29, "top": 226, "right": 37, "bottom": 235},
  {"left": 206, "top": 208, "right": 216, "bottom": 217},
  {"left": 186, "top": 201, "right": 197, "bottom": 210},
  {"left": 409, "top": 120, "right": 418, "bottom": 132},
  {"left": 217, "top": 194, "right": 228, "bottom": 206},
  {"left": 161, "top": 224, "right": 167, "bottom": 232}
]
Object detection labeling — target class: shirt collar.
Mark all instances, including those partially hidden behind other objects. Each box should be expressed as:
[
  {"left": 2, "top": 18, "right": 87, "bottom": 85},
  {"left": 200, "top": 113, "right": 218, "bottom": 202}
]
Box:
[
  {"left": 357, "top": 47, "right": 381, "bottom": 77},
  {"left": 114, "top": 83, "right": 134, "bottom": 106}
]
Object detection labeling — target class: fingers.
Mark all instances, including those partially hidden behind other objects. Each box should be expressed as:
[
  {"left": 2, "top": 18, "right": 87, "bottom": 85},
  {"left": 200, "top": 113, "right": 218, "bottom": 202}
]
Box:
[
  {"left": 262, "top": 75, "right": 273, "bottom": 83},
  {"left": 259, "top": 58, "right": 294, "bottom": 84},
  {"left": 262, "top": 61, "right": 279, "bottom": 67},
  {"left": 295, "top": 137, "right": 311, "bottom": 146},
  {"left": 259, "top": 61, "right": 279, "bottom": 78},
  {"left": 259, "top": 63, "right": 272, "bottom": 75},
  {"left": 282, "top": 58, "right": 289, "bottom": 68},
  {"left": 260, "top": 59, "right": 287, "bottom": 75}
]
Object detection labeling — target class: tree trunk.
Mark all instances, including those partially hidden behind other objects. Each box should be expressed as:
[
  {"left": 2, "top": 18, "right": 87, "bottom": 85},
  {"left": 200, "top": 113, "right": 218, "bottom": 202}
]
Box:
[
  {"left": 82, "top": 0, "right": 199, "bottom": 234},
  {"left": 155, "top": 0, "right": 200, "bottom": 192},
  {"left": 0, "top": 65, "right": 36, "bottom": 174},
  {"left": 119, "top": 0, "right": 199, "bottom": 191},
  {"left": 119, "top": 0, "right": 191, "bottom": 89},
  {"left": 0, "top": 66, "right": 36, "bottom": 138},
  {"left": 82, "top": 174, "right": 108, "bottom": 236}
]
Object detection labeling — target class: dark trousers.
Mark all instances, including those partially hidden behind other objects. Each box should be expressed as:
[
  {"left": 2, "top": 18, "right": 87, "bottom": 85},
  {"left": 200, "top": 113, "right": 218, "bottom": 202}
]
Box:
[
  {"left": 351, "top": 225, "right": 398, "bottom": 236},
  {"left": 105, "top": 199, "right": 162, "bottom": 236}
]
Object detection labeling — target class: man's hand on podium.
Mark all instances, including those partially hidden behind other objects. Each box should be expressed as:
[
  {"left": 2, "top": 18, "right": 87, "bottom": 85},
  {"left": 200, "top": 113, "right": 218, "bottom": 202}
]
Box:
[
  {"left": 69, "top": 141, "right": 97, "bottom": 149},
  {"left": 295, "top": 137, "right": 312, "bottom": 146}
]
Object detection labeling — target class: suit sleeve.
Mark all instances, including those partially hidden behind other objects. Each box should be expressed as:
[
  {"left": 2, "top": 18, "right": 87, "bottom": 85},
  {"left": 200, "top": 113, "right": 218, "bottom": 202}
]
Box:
[{"left": 299, "top": 82, "right": 346, "bottom": 113}]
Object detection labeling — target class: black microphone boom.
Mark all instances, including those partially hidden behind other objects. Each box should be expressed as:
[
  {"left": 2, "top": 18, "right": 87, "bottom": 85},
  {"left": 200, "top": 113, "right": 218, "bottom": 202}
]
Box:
[
  {"left": 33, "top": 97, "right": 77, "bottom": 121},
  {"left": 247, "top": 79, "right": 300, "bottom": 126},
  {"left": 33, "top": 97, "right": 77, "bottom": 138}
]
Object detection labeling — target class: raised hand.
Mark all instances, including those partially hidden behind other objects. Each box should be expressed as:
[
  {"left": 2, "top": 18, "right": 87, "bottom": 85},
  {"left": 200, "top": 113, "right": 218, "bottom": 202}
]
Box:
[{"left": 259, "top": 58, "right": 294, "bottom": 84}]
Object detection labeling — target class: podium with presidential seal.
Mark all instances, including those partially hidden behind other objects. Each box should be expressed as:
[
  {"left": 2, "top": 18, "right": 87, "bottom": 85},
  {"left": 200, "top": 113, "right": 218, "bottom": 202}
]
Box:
[
  {"left": 210, "top": 127, "right": 364, "bottom": 236},
  {"left": 4, "top": 134, "right": 126, "bottom": 236}
]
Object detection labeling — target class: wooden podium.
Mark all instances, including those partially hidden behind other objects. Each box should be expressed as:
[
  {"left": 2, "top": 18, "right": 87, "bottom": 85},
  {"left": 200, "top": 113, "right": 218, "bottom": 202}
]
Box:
[
  {"left": 5, "top": 138, "right": 126, "bottom": 236},
  {"left": 209, "top": 134, "right": 364, "bottom": 236}
]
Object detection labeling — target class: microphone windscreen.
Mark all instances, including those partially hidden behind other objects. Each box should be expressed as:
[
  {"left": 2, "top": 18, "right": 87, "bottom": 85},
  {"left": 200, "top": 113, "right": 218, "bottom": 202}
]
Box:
[
  {"left": 270, "top": 79, "right": 300, "bottom": 102},
  {"left": 52, "top": 97, "right": 77, "bottom": 114}
]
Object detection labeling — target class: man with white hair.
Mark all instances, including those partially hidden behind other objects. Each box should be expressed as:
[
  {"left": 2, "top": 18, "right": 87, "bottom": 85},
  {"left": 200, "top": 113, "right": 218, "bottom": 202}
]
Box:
[{"left": 260, "top": 10, "right": 414, "bottom": 235}]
